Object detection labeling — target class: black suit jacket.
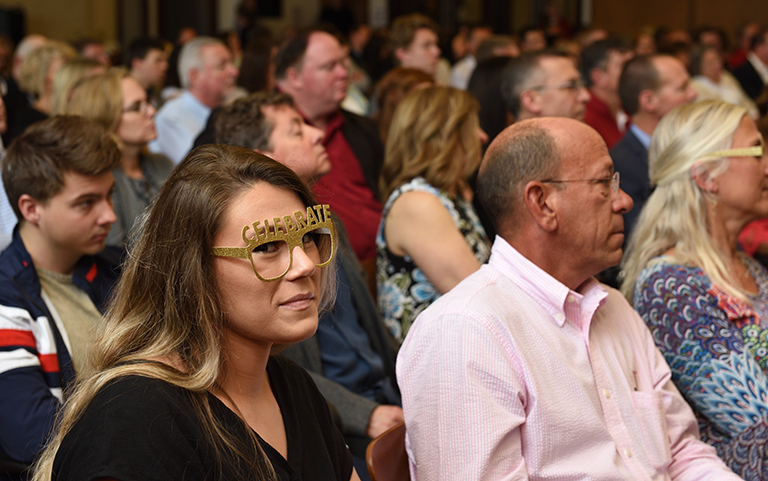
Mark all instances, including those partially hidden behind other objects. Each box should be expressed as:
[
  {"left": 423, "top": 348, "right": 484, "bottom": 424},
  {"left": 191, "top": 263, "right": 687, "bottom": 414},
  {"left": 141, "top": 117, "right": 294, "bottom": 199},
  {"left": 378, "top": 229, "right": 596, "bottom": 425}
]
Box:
[
  {"left": 339, "top": 109, "right": 384, "bottom": 199},
  {"left": 734, "top": 60, "right": 766, "bottom": 100},
  {"left": 611, "top": 128, "right": 650, "bottom": 241}
]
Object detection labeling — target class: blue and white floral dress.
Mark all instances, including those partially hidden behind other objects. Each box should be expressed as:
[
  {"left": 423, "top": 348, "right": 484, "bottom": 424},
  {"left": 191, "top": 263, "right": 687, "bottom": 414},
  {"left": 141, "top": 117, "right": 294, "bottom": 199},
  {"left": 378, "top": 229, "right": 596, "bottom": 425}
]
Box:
[
  {"left": 633, "top": 255, "right": 768, "bottom": 480},
  {"left": 376, "top": 177, "right": 491, "bottom": 342}
]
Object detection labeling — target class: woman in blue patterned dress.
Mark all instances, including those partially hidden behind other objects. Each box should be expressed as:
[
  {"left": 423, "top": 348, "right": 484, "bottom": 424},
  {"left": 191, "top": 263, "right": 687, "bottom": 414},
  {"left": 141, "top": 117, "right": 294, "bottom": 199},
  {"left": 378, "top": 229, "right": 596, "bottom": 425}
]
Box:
[
  {"left": 377, "top": 86, "right": 491, "bottom": 341},
  {"left": 621, "top": 100, "right": 768, "bottom": 479}
]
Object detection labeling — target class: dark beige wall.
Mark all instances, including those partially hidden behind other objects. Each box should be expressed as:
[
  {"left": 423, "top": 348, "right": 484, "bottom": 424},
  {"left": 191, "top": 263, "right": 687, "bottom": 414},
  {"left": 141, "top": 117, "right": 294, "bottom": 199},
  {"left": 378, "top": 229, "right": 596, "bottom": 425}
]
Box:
[
  {"left": 593, "top": 0, "right": 768, "bottom": 41},
  {"left": 0, "top": 0, "right": 115, "bottom": 43}
]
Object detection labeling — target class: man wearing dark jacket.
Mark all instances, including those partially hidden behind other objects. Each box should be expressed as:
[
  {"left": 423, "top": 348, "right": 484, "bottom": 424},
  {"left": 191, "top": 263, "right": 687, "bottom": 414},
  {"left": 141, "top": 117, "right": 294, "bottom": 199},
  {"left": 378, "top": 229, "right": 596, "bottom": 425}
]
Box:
[{"left": 0, "top": 117, "right": 122, "bottom": 479}]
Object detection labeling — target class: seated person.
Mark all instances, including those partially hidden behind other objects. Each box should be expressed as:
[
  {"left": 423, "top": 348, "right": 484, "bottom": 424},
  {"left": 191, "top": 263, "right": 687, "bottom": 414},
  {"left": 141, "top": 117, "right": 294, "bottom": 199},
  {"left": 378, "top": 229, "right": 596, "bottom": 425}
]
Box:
[
  {"left": 66, "top": 69, "right": 174, "bottom": 247},
  {"left": 377, "top": 86, "right": 491, "bottom": 341},
  {"left": 32, "top": 145, "right": 359, "bottom": 481},
  {"left": 689, "top": 45, "right": 758, "bottom": 119},
  {"left": 0, "top": 117, "right": 121, "bottom": 475},
  {"left": 397, "top": 116, "right": 741, "bottom": 480},
  {"left": 7, "top": 41, "right": 75, "bottom": 144},
  {"left": 622, "top": 100, "right": 768, "bottom": 479},
  {"left": 213, "top": 92, "right": 402, "bottom": 460}
]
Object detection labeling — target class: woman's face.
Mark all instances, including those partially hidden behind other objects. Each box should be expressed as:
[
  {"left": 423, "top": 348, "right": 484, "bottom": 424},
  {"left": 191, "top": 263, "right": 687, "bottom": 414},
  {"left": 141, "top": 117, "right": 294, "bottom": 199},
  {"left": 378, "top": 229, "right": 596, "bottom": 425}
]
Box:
[
  {"left": 116, "top": 76, "right": 156, "bottom": 146},
  {"left": 212, "top": 183, "right": 322, "bottom": 349},
  {"left": 715, "top": 116, "right": 768, "bottom": 223}
]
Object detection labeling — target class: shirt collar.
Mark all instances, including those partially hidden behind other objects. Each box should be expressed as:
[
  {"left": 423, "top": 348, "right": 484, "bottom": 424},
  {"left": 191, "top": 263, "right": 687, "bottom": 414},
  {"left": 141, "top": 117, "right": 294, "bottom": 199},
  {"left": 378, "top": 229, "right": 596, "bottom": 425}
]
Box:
[
  {"left": 491, "top": 237, "right": 607, "bottom": 327},
  {"left": 629, "top": 123, "right": 651, "bottom": 150},
  {"left": 748, "top": 52, "right": 768, "bottom": 84},
  {"left": 182, "top": 90, "right": 212, "bottom": 116}
]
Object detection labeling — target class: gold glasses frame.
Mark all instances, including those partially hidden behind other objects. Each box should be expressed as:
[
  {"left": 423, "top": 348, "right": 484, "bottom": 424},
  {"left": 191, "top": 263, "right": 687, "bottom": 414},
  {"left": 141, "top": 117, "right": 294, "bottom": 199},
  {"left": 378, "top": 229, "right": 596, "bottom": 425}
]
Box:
[{"left": 211, "top": 204, "right": 336, "bottom": 282}]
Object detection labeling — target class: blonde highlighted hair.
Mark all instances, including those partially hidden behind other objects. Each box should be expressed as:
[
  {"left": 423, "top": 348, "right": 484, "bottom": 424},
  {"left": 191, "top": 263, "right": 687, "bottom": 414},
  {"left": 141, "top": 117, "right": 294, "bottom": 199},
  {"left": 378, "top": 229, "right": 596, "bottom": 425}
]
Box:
[
  {"left": 65, "top": 68, "right": 128, "bottom": 131},
  {"left": 18, "top": 40, "right": 76, "bottom": 97},
  {"left": 620, "top": 100, "right": 749, "bottom": 301},
  {"left": 50, "top": 57, "right": 104, "bottom": 115},
  {"left": 380, "top": 85, "right": 482, "bottom": 201}
]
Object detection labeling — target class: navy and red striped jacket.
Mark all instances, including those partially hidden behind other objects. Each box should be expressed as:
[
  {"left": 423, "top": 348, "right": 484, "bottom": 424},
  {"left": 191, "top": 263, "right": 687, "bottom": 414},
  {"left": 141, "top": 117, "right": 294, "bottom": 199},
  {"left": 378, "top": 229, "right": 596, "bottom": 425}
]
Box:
[{"left": 0, "top": 229, "right": 120, "bottom": 472}]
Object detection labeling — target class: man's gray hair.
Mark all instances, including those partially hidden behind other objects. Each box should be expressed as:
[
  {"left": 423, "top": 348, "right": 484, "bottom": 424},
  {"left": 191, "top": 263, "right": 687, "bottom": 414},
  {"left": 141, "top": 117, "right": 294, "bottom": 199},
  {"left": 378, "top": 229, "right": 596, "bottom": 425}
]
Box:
[
  {"left": 178, "top": 36, "right": 223, "bottom": 88},
  {"left": 478, "top": 122, "right": 560, "bottom": 233}
]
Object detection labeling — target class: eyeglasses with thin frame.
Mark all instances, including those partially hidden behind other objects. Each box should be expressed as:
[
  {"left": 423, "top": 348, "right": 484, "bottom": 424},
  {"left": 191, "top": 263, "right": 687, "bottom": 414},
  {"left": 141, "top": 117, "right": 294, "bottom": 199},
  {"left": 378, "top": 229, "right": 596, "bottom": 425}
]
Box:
[
  {"left": 122, "top": 99, "right": 151, "bottom": 115},
  {"left": 530, "top": 78, "right": 584, "bottom": 92},
  {"left": 700, "top": 134, "right": 765, "bottom": 160},
  {"left": 210, "top": 205, "right": 336, "bottom": 282},
  {"left": 540, "top": 171, "right": 621, "bottom": 193}
]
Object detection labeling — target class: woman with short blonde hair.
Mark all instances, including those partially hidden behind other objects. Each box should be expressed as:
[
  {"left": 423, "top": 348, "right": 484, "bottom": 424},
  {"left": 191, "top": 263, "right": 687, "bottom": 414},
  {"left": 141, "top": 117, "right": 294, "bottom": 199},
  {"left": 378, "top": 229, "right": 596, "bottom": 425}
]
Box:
[
  {"left": 7, "top": 40, "right": 75, "bottom": 143},
  {"left": 49, "top": 57, "right": 105, "bottom": 115},
  {"left": 622, "top": 100, "right": 768, "bottom": 479}
]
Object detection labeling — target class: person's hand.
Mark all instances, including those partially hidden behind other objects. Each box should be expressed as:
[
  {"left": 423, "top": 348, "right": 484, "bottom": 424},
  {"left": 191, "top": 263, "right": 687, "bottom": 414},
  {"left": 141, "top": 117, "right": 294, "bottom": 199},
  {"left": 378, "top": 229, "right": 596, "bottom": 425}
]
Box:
[{"left": 366, "top": 404, "right": 404, "bottom": 439}]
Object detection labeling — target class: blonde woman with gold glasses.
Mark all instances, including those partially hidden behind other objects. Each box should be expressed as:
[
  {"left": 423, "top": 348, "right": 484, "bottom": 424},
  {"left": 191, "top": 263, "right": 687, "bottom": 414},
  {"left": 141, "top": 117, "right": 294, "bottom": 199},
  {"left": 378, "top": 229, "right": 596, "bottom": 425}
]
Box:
[{"left": 622, "top": 100, "right": 768, "bottom": 479}]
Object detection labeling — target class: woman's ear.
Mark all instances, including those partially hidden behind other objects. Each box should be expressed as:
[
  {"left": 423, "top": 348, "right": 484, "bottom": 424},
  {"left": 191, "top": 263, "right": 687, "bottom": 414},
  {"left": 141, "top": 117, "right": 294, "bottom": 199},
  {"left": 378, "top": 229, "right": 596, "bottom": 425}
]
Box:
[{"left": 690, "top": 162, "right": 718, "bottom": 194}]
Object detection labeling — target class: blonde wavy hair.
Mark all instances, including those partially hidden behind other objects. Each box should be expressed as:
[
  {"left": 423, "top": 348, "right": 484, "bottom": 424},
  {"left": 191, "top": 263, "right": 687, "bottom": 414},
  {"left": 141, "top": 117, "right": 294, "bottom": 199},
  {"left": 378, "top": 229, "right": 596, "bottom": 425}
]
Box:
[
  {"left": 17, "top": 40, "right": 76, "bottom": 98},
  {"left": 65, "top": 68, "right": 128, "bottom": 131},
  {"left": 49, "top": 57, "right": 104, "bottom": 115},
  {"left": 620, "top": 100, "right": 749, "bottom": 301},
  {"left": 32, "top": 145, "right": 336, "bottom": 481},
  {"left": 380, "top": 85, "right": 482, "bottom": 201}
]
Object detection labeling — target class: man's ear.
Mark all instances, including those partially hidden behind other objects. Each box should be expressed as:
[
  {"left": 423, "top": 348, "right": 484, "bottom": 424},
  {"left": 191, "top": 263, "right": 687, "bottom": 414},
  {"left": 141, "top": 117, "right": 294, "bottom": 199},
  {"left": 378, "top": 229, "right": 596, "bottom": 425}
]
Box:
[
  {"left": 638, "top": 89, "right": 657, "bottom": 114},
  {"left": 18, "top": 194, "right": 42, "bottom": 225},
  {"left": 519, "top": 90, "right": 541, "bottom": 116},
  {"left": 285, "top": 66, "right": 302, "bottom": 88},
  {"left": 187, "top": 67, "right": 199, "bottom": 87},
  {"left": 590, "top": 68, "right": 605, "bottom": 89},
  {"left": 393, "top": 47, "right": 407, "bottom": 65},
  {"left": 130, "top": 57, "right": 142, "bottom": 72},
  {"left": 690, "top": 162, "right": 718, "bottom": 194},
  {"left": 523, "top": 180, "right": 558, "bottom": 232}
]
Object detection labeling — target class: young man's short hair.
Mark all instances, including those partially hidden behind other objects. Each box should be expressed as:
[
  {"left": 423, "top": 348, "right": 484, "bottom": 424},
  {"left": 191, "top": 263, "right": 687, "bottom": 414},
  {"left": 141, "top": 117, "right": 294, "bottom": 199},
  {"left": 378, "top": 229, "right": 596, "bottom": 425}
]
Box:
[
  {"left": 215, "top": 92, "right": 294, "bottom": 151},
  {"left": 618, "top": 55, "right": 660, "bottom": 116},
  {"left": 126, "top": 37, "right": 166, "bottom": 66},
  {"left": 2, "top": 116, "right": 121, "bottom": 221},
  {"left": 580, "top": 37, "right": 629, "bottom": 87},
  {"left": 390, "top": 13, "right": 439, "bottom": 52}
]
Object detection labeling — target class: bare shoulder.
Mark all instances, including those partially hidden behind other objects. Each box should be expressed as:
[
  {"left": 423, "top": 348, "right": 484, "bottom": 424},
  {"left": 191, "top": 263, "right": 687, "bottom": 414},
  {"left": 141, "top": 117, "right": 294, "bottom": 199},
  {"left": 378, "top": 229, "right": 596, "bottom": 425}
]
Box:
[{"left": 388, "top": 190, "right": 451, "bottom": 221}]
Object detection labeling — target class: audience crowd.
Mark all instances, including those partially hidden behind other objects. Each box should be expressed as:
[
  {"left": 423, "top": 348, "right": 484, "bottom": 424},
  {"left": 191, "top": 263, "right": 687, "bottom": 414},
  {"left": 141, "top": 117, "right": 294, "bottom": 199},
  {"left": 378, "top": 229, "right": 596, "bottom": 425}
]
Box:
[{"left": 3, "top": 8, "right": 768, "bottom": 481}]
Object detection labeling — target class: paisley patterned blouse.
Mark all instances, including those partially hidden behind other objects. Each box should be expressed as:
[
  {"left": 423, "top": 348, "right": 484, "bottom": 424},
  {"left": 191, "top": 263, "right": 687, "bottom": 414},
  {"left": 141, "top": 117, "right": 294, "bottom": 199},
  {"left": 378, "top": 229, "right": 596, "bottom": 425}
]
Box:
[
  {"left": 376, "top": 177, "right": 491, "bottom": 342},
  {"left": 633, "top": 255, "right": 768, "bottom": 480}
]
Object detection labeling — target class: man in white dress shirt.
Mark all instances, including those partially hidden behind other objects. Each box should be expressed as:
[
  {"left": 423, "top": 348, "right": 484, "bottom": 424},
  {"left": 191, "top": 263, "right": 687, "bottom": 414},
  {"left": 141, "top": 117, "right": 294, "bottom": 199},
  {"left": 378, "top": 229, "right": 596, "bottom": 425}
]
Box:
[{"left": 149, "top": 37, "right": 238, "bottom": 164}]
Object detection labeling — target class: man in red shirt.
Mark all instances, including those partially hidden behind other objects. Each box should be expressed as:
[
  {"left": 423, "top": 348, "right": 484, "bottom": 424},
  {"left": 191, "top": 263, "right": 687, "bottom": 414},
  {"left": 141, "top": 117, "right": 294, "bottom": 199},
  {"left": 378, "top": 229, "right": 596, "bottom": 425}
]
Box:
[
  {"left": 275, "top": 28, "right": 384, "bottom": 264},
  {"left": 581, "top": 38, "right": 633, "bottom": 149}
]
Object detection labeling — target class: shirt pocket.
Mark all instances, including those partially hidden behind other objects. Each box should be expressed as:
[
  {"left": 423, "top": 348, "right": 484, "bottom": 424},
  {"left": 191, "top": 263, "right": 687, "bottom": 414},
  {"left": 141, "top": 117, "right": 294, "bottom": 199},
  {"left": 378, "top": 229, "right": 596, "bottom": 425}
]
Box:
[{"left": 630, "top": 390, "right": 672, "bottom": 472}]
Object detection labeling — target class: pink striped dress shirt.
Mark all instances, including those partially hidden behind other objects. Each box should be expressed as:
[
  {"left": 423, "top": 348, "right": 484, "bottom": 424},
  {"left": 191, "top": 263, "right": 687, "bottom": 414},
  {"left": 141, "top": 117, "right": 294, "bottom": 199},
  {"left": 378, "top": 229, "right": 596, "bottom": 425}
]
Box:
[{"left": 396, "top": 238, "right": 741, "bottom": 481}]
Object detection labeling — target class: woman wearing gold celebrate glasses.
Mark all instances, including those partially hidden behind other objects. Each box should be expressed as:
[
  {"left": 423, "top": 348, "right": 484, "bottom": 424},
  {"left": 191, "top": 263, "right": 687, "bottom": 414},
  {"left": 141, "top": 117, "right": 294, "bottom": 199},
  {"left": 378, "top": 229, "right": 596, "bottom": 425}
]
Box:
[
  {"left": 621, "top": 100, "right": 768, "bottom": 479},
  {"left": 32, "top": 145, "right": 360, "bottom": 481}
]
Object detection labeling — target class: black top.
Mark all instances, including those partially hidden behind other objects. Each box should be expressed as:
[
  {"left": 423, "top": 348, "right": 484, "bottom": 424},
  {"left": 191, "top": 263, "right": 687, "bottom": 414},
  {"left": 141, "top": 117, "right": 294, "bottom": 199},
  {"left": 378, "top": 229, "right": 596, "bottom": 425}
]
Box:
[
  {"left": 5, "top": 104, "right": 47, "bottom": 146},
  {"left": 52, "top": 356, "right": 354, "bottom": 481}
]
